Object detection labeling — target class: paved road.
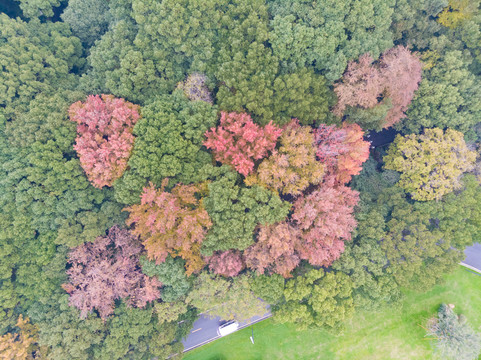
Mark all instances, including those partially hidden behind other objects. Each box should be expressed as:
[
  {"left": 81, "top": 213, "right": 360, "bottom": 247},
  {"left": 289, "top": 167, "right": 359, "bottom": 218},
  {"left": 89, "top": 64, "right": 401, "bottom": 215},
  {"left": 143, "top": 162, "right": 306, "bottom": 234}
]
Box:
[
  {"left": 464, "top": 243, "right": 481, "bottom": 271},
  {"left": 182, "top": 305, "right": 271, "bottom": 352}
]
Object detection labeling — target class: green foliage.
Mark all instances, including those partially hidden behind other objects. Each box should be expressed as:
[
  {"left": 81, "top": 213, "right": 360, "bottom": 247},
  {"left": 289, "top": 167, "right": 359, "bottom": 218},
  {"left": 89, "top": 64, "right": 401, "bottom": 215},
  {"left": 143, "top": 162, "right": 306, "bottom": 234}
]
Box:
[
  {"left": 1, "top": 93, "right": 125, "bottom": 248},
  {"left": 0, "top": 92, "right": 125, "bottom": 332},
  {"left": 84, "top": 19, "right": 159, "bottom": 104},
  {"left": 15, "top": 0, "right": 61, "bottom": 18},
  {"left": 114, "top": 90, "right": 217, "bottom": 205},
  {"left": 250, "top": 274, "right": 285, "bottom": 305},
  {"left": 215, "top": 0, "right": 332, "bottom": 125},
  {"left": 202, "top": 171, "right": 291, "bottom": 255},
  {"left": 332, "top": 204, "right": 402, "bottom": 309},
  {"left": 131, "top": 0, "right": 222, "bottom": 78},
  {"left": 344, "top": 100, "right": 393, "bottom": 132},
  {"left": 391, "top": 0, "right": 446, "bottom": 49},
  {"left": 0, "top": 15, "right": 82, "bottom": 120},
  {"left": 140, "top": 256, "right": 191, "bottom": 302},
  {"left": 61, "top": 0, "right": 112, "bottom": 47},
  {"left": 268, "top": 0, "right": 395, "bottom": 81},
  {"left": 401, "top": 50, "right": 481, "bottom": 134},
  {"left": 384, "top": 128, "right": 476, "bottom": 201},
  {"left": 29, "top": 295, "right": 183, "bottom": 360},
  {"left": 154, "top": 301, "right": 189, "bottom": 324},
  {"left": 187, "top": 272, "right": 267, "bottom": 322},
  {"left": 273, "top": 269, "right": 355, "bottom": 330}
]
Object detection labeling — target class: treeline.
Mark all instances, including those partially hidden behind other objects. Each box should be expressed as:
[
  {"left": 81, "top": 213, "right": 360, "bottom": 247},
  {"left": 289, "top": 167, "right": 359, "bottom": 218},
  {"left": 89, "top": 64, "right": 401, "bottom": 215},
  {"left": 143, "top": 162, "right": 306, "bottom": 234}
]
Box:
[{"left": 1, "top": 0, "right": 481, "bottom": 359}]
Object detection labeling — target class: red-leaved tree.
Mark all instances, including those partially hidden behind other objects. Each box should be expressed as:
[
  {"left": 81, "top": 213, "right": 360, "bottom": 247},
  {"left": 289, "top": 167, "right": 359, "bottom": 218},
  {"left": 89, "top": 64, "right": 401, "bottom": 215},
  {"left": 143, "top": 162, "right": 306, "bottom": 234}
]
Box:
[
  {"left": 207, "top": 250, "right": 245, "bottom": 277},
  {"left": 333, "top": 46, "right": 422, "bottom": 128},
  {"left": 125, "top": 180, "right": 212, "bottom": 276},
  {"left": 315, "top": 123, "right": 370, "bottom": 185},
  {"left": 291, "top": 185, "right": 359, "bottom": 267},
  {"left": 69, "top": 94, "right": 141, "bottom": 188},
  {"left": 62, "top": 225, "right": 161, "bottom": 320},
  {"left": 244, "top": 222, "right": 301, "bottom": 278},
  {"left": 204, "top": 111, "right": 282, "bottom": 176}
]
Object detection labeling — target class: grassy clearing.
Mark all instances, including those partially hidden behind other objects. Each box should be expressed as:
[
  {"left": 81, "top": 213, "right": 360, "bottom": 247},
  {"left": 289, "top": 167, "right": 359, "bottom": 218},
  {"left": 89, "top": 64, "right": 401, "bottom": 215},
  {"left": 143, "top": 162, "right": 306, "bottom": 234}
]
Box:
[{"left": 183, "top": 266, "right": 481, "bottom": 360}]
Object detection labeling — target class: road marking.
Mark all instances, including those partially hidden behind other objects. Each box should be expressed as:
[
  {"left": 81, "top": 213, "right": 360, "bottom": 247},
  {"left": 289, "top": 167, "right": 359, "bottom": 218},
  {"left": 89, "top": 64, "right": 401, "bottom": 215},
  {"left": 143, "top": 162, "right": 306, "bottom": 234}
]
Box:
[{"left": 191, "top": 328, "right": 202, "bottom": 333}]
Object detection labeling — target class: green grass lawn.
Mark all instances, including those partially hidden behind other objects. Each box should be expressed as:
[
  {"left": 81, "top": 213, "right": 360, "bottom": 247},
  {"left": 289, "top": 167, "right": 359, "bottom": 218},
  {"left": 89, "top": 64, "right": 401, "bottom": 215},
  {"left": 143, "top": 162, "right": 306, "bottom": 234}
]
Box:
[{"left": 183, "top": 266, "right": 481, "bottom": 360}]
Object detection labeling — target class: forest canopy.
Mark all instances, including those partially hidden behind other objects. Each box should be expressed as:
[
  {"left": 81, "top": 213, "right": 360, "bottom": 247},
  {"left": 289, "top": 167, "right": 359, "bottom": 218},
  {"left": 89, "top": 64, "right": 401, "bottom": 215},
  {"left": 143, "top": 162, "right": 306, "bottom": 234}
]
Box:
[{"left": 1, "top": 0, "right": 481, "bottom": 359}]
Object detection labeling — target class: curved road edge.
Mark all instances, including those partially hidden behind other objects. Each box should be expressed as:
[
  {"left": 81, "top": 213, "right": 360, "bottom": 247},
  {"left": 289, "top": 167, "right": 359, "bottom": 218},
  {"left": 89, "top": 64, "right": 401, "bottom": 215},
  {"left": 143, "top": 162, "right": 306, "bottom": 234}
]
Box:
[{"left": 183, "top": 313, "right": 272, "bottom": 353}]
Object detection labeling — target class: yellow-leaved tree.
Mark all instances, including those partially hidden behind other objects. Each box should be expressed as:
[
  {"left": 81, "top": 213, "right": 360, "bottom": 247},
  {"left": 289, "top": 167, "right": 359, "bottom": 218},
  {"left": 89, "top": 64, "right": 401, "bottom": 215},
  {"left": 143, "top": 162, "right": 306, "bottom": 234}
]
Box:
[{"left": 384, "top": 128, "right": 477, "bottom": 201}]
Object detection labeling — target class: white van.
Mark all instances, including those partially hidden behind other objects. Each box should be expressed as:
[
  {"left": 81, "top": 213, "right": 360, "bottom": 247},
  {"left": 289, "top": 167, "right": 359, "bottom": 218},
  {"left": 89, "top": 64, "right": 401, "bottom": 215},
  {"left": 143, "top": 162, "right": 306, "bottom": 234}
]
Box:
[{"left": 217, "top": 320, "right": 239, "bottom": 337}]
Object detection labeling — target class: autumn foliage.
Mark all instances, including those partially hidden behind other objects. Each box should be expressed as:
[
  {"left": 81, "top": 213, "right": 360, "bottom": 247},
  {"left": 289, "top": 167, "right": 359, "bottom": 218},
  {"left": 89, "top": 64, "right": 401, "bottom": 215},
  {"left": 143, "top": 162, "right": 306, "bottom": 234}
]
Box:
[
  {"left": 245, "top": 120, "right": 324, "bottom": 195},
  {"left": 333, "top": 46, "right": 422, "bottom": 128},
  {"left": 63, "top": 226, "right": 161, "bottom": 320},
  {"left": 315, "top": 123, "right": 370, "bottom": 185},
  {"left": 291, "top": 184, "right": 359, "bottom": 267},
  {"left": 244, "top": 222, "right": 301, "bottom": 278},
  {"left": 125, "top": 180, "right": 212, "bottom": 275},
  {"left": 69, "top": 94, "right": 141, "bottom": 188},
  {"left": 204, "top": 111, "right": 282, "bottom": 176},
  {"left": 207, "top": 250, "right": 245, "bottom": 277},
  {"left": 0, "top": 315, "right": 40, "bottom": 360}
]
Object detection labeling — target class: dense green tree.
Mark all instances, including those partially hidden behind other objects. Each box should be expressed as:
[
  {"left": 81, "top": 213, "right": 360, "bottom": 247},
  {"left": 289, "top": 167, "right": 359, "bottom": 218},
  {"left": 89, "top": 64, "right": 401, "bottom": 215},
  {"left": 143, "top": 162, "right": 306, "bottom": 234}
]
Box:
[
  {"left": 0, "top": 15, "right": 82, "bottom": 120},
  {"left": 29, "top": 295, "right": 184, "bottom": 360},
  {"left": 401, "top": 49, "right": 481, "bottom": 134},
  {"left": 250, "top": 274, "right": 285, "bottom": 305},
  {"left": 268, "top": 0, "right": 395, "bottom": 81},
  {"left": 202, "top": 171, "right": 291, "bottom": 254},
  {"left": 15, "top": 0, "right": 62, "bottom": 18},
  {"left": 273, "top": 269, "right": 354, "bottom": 330},
  {"left": 84, "top": 19, "right": 157, "bottom": 104},
  {"left": 1, "top": 93, "right": 125, "bottom": 248},
  {"left": 391, "top": 0, "right": 447, "bottom": 49},
  {"left": 61, "top": 0, "right": 112, "bottom": 47},
  {"left": 215, "top": 0, "right": 332, "bottom": 125},
  {"left": 140, "top": 256, "right": 191, "bottom": 302},
  {"left": 114, "top": 90, "right": 217, "bottom": 205}
]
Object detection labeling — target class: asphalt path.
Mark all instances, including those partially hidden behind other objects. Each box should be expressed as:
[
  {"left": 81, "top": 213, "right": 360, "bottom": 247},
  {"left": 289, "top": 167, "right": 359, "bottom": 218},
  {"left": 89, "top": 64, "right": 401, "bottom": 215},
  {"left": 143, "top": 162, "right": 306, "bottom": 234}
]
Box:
[
  {"left": 182, "top": 305, "right": 271, "bottom": 352},
  {"left": 463, "top": 243, "right": 481, "bottom": 271}
]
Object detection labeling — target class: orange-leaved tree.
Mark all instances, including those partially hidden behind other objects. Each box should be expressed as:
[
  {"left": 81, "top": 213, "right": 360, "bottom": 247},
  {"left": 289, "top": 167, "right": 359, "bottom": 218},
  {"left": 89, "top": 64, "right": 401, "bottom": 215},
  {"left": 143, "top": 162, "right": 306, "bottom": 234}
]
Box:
[
  {"left": 125, "top": 179, "right": 212, "bottom": 275},
  {"left": 244, "top": 222, "right": 301, "bottom": 278},
  {"left": 245, "top": 120, "right": 324, "bottom": 196},
  {"left": 0, "top": 315, "right": 40, "bottom": 360},
  {"left": 315, "top": 123, "right": 370, "bottom": 185}
]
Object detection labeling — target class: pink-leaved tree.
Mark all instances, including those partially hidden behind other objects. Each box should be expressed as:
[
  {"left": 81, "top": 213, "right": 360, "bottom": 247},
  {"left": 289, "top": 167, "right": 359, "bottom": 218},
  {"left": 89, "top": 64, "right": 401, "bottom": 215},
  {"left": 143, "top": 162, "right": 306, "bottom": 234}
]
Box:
[
  {"left": 315, "top": 123, "right": 370, "bottom": 185},
  {"left": 207, "top": 250, "right": 245, "bottom": 277},
  {"left": 62, "top": 225, "right": 161, "bottom": 320},
  {"left": 333, "top": 46, "right": 422, "bottom": 128},
  {"left": 244, "top": 222, "right": 301, "bottom": 278},
  {"left": 291, "top": 184, "right": 359, "bottom": 267},
  {"left": 69, "top": 94, "right": 141, "bottom": 188},
  {"left": 204, "top": 111, "right": 282, "bottom": 176}
]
